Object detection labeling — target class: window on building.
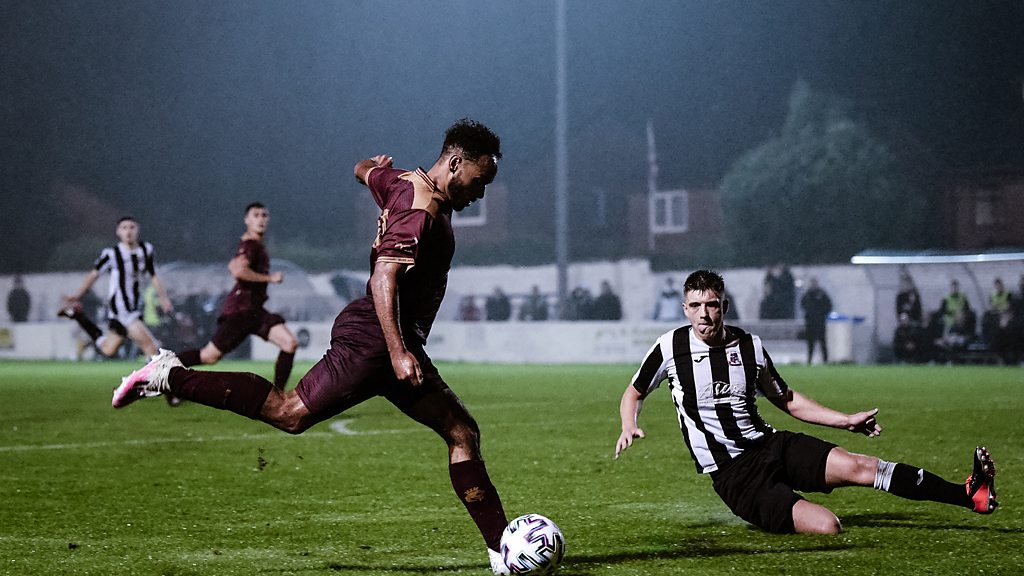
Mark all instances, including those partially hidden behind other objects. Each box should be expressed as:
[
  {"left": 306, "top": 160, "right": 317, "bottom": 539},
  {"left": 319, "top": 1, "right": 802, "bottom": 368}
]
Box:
[
  {"left": 974, "top": 190, "right": 996, "bottom": 228},
  {"left": 650, "top": 189, "right": 688, "bottom": 234}
]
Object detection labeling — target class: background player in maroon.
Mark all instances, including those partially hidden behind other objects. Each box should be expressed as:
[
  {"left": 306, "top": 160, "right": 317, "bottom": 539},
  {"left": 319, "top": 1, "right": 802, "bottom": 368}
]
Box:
[
  {"left": 176, "top": 202, "right": 299, "bottom": 389},
  {"left": 113, "top": 119, "right": 513, "bottom": 574}
]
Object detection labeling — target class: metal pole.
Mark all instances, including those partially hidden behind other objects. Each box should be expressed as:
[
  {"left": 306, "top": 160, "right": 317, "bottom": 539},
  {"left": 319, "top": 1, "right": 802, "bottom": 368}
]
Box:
[{"left": 555, "top": 0, "right": 569, "bottom": 318}]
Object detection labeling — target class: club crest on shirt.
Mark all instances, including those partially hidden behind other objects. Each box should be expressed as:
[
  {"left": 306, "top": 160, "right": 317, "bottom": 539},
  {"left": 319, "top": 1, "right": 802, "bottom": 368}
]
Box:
[{"left": 728, "top": 351, "right": 742, "bottom": 366}]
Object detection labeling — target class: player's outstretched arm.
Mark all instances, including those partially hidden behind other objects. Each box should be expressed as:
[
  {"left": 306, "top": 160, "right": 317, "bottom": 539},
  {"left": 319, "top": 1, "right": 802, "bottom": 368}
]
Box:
[
  {"left": 67, "top": 269, "right": 101, "bottom": 304},
  {"left": 615, "top": 386, "right": 646, "bottom": 459},
  {"left": 371, "top": 260, "right": 422, "bottom": 387},
  {"left": 770, "top": 389, "right": 881, "bottom": 438}
]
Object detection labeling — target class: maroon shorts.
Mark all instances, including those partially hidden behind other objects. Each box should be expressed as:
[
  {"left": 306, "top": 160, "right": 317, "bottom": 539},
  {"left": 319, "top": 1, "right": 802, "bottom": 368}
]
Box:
[
  {"left": 294, "top": 298, "right": 447, "bottom": 424},
  {"left": 211, "top": 309, "right": 286, "bottom": 353}
]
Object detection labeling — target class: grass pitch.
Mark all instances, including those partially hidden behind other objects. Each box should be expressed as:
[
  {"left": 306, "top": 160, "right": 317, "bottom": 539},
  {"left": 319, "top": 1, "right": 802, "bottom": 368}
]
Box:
[{"left": 0, "top": 360, "right": 1020, "bottom": 575}]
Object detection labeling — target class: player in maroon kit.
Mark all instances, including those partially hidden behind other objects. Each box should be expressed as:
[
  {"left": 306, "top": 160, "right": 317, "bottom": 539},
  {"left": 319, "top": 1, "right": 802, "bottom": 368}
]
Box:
[
  {"left": 113, "top": 119, "right": 513, "bottom": 574},
  {"left": 175, "top": 202, "right": 299, "bottom": 389}
]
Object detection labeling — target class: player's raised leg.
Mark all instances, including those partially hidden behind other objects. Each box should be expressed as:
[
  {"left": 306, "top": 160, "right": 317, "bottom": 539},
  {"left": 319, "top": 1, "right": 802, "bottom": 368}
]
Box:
[{"left": 113, "top": 349, "right": 315, "bottom": 433}]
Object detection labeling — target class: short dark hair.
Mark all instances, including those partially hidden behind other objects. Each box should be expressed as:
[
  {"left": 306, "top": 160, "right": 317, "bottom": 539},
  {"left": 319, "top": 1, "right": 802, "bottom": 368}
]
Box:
[
  {"left": 117, "top": 216, "right": 136, "bottom": 225},
  {"left": 683, "top": 269, "right": 725, "bottom": 295},
  {"left": 245, "top": 202, "right": 266, "bottom": 214},
  {"left": 441, "top": 118, "right": 502, "bottom": 162}
]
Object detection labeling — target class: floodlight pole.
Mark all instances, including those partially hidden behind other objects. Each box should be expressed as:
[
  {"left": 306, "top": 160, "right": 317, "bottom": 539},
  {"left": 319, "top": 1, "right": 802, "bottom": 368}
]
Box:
[{"left": 554, "top": 0, "right": 569, "bottom": 318}]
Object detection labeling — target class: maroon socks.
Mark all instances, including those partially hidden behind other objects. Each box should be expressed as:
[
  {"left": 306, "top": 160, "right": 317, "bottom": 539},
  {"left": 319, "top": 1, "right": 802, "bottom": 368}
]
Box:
[{"left": 450, "top": 459, "right": 508, "bottom": 551}]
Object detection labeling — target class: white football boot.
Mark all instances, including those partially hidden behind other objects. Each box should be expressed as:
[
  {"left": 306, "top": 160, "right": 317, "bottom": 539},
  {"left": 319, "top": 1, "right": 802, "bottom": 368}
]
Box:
[
  {"left": 112, "top": 349, "right": 183, "bottom": 408},
  {"left": 488, "top": 548, "right": 509, "bottom": 575}
]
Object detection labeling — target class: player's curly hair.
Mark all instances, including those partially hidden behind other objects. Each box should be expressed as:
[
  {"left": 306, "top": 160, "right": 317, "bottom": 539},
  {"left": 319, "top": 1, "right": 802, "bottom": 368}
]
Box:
[
  {"left": 684, "top": 269, "right": 725, "bottom": 295},
  {"left": 441, "top": 118, "right": 502, "bottom": 162}
]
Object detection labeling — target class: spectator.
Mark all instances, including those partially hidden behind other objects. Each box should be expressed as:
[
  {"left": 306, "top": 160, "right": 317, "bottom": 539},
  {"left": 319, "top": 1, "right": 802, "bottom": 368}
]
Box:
[
  {"left": 939, "top": 280, "right": 972, "bottom": 335},
  {"left": 893, "top": 312, "right": 927, "bottom": 363},
  {"left": 896, "top": 272, "right": 923, "bottom": 325},
  {"left": 800, "top": 277, "right": 832, "bottom": 364},
  {"left": 566, "top": 284, "right": 594, "bottom": 320},
  {"left": 592, "top": 280, "right": 622, "bottom": 320},
  {"left": 518, "top": 285, "right": 549, "bottom": 321},
  {"left": 653, "top": 278, "right": 683, "bottom": 322},
  {"left": 982, "top": 278, "right": 1013, "bottom": 362},
  {"left": 484, "top": 286, "right": 511, "bottom": 321},
  {"left": 459, "top": 295, "right": 482, "bottom": 322},
  {"left": 775, "top": 265, "right": 796, "bottom": 319},
  {"left": 6, "top": 274, "right": 31, "bottom": 323}
]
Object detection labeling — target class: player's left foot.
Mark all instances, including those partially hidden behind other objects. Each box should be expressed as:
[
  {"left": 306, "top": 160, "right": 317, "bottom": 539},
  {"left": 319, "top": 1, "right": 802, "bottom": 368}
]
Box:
[
  {"left": 488, "top": 548, "right": 509, "bottom": 575},
  {"left": 966, "top": 446, "right": 997, "bottom": 514},
  {"left": 112, "top": 349, "right": 182, "bottom": 409}
]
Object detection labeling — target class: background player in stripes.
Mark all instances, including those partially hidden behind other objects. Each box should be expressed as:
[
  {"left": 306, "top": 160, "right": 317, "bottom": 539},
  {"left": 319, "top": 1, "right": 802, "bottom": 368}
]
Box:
[
  {"left": 175, "top": 202, "right": 299, "bottom": 389},
  {"left": 111, "top": 119, "right": 513, "bottom": 574},
  {"left": 59, "top": 216, "right": 173, "bottom": 361},
  {"left": 615, "top": 269, "right": 998, "bottom": 534}
]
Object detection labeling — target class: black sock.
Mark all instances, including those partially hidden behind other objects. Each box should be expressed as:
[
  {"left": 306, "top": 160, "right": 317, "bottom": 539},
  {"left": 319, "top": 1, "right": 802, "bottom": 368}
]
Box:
[
  {"left": 71, "top": 311, "right": 103, "bottom": 342},
  {"left": 878, "top": 461, "right": 971, "bottom": 508},
  {"left": 274, "top": 351, "right": 295, "bottom": 389}
]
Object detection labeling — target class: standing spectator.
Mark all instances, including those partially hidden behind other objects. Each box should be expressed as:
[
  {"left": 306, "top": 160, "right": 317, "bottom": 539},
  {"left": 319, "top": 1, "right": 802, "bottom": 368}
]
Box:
[
  {"left": 776, "top": 265, "right": 796, "bottom": 319},
  {"left": 566, "top": 284, "right": 594, "bottom": 320},
  {"left": 459, "top": 295, "right": 482, "bottom": 321},
  {"left": 653, "top": 278, "right": 683, "bottom": 321},
  {"left": 800, "top": 277, "right": 832, "bottom": 364},
  {"left": 895, "top": 272, "right": 923, "bottom": 325},
  {"left": 592, "top": 280, "right": 623, "bottom": 320},
  {"left": 518, "top": 285, "right": 548, "bottom": 321},
  {"left": 484, "top": 286, "right": 511, "bottom": 321},
  {"left": 174, "top": 202, "right": 299, "bottom": 390},
  {"left": 982, "top": 278, "right": 1013, "bottom": 361},
  {"left": 6, "top": 274, "right": 31, "bottom": 323}
]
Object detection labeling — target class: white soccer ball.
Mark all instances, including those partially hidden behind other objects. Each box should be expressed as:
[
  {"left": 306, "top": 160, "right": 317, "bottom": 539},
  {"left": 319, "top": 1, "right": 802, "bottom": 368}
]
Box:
[{"left": 499, "top": 513, "right": 565, "bottom": 575}]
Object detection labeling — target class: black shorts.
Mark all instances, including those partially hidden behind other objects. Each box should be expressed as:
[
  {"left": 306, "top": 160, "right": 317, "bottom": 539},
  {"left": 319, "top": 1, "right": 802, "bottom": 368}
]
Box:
[
  {"left": 294, "top": 299, "right": 447, "bottom": 425},
  {"left": 211, "top": 309, "right": 285, "bottom": 353},
  {"left": 710, "top": 431, "right": 836, "bottom": 533}
]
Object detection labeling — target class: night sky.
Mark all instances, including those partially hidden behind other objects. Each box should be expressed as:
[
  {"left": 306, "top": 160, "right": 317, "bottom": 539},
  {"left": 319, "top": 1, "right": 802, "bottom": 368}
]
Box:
[{"left": 2, "top": 0, "right": 1021, "bottom": 271}]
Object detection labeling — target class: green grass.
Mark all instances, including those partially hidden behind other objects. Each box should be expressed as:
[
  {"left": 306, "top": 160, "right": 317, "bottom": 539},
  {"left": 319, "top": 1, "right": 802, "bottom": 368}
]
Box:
[{"left": 0, "top": 361, "right": 1020, "bottom": 575}]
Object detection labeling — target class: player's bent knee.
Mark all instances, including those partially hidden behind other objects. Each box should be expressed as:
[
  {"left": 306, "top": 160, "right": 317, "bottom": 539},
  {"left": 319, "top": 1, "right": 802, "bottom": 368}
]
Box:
[{"left": 792, "top": 501, "right": 842, "bottom": 534}]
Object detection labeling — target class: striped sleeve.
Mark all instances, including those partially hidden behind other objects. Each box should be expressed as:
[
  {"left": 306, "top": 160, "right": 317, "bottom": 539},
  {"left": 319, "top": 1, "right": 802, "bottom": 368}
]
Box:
[
  {"left": 141, "top": 242, "right": 156, "bottom": 275},
  {"left": 93, "top": 248, "right": 112, "bottom": 273},
  {"left": 756, "top": 348, "right": 788, "bottom": 399},
  {"left": 630, "top": 337, "right": 667, "bottom": 398}
]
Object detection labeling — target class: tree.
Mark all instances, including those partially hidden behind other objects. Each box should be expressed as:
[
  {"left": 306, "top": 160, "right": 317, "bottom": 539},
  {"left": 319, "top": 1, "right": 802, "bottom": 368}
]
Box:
[{"left": 719, "top": 80, "right": 938, "bottom": 265}]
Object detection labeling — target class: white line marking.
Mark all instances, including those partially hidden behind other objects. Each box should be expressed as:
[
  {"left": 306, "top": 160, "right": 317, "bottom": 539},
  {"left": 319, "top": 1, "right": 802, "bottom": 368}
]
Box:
[
  {"left": 329, "top": 418, "right": 412, "bottom": 436},
  {"left": 0, "top": 432, "right": 330, "bottom": 453}
]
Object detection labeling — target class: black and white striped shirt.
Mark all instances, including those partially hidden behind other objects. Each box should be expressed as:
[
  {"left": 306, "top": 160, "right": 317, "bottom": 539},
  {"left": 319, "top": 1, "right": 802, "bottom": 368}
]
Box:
[
  {"left": 631, "top": 325, "right": 788, "bottom": 474},
  {"left": 93, "top": 242, "right": 156, "bottom": 318}
]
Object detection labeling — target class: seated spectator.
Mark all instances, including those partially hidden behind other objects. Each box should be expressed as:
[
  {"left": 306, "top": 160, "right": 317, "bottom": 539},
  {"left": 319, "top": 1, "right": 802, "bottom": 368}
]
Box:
[
  {"left": 592, "top": 280, "right": 622, "bottom": 320},
  {"left": 893, "top": 312, "right": 928, "bottom": 363},
  {"left": 939, "top": 279, "right": 971, "bottom": 334},
  {"left": 896, "top": 271, "right": 923, "bottom": 325}
]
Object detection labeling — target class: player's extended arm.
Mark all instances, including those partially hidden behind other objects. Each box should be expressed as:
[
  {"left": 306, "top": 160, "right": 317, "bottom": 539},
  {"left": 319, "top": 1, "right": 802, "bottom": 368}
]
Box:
[
  {"left": 770, "top": 389, "right": 881, "bottom": 437},
  {"left": 371, "top": 260, "right": 423, "bottom": 387},
  {"left": 615, "top": 385, "right": 646, "bottom": 459},
  {"left": 228, "top": 254, "right": 282, "bottom": 284},
  {"left": 354, "top": 154, "right": 393, "bottom": 185},
  {"left": 67, "top": 269, "right": 100, "bottom": 304},
  {"left": 149, "top": 274, "right": 174, "bottom": 314}
]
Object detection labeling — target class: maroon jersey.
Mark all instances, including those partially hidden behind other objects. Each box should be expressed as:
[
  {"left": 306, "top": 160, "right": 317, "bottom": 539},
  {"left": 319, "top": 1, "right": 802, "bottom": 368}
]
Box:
[
  {"left": 220, "top": 238, "right": 270, "bottom": 315},
  {"left": 364, "top": 166, "right": 454, "bottom": 344}
]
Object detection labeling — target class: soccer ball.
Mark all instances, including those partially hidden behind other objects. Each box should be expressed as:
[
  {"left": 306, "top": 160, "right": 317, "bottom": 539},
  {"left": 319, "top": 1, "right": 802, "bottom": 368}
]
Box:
[{"left": 499, "top": 513, "right": 565, "bottom": 575}]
